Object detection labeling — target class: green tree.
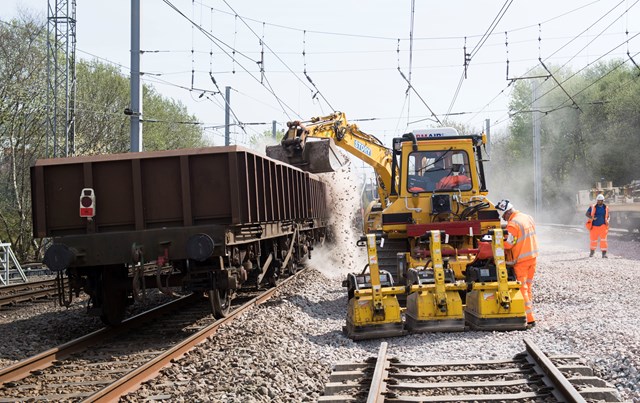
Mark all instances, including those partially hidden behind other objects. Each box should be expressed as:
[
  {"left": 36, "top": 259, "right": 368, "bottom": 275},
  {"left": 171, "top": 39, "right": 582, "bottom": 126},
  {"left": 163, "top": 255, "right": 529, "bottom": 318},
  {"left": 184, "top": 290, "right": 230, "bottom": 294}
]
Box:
[
  {"left": 0, "top": 16, "right": 211, "bottom": 260},
  {"left": 75, "top": 60, "right": 207, "bottom": 154},
  {"left": 495, "top": 61, "right": 640, "bottom": 222},
  {"left": 74, "top": 60, "right": 130, "bottom": 154},
  {"left": 142, "top": 86, "right": 205, "bottom": 151},
  {"left": 0, "top": 16, "right": 48, "bottom": 259}
]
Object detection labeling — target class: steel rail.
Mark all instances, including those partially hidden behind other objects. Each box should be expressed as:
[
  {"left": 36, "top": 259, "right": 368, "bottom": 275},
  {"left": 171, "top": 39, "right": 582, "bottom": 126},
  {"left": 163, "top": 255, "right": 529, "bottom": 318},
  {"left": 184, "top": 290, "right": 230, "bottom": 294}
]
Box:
[
  {"left": 0, "top": 293, "right": 198, "bottom": 385},
  {"left": 366, "top": 341, "right": 389, "bottom": 403},
  {"left": 538, "top": 222, "right": 635, "bottom": 235},
  {"left": 0, "top": 279, "right": 52, "bottom": 292},
  {"left": 321, "top": 338, "right": 618, "bottom": 402},
  {"left": 0, "top": 279, "right": 61, "bottom": 308},
  {"left": 84, "top": 268, "right": 307, "bottom": 402},
  {"left": 524, "top": 337, "right": 587, "bottom": 403}
]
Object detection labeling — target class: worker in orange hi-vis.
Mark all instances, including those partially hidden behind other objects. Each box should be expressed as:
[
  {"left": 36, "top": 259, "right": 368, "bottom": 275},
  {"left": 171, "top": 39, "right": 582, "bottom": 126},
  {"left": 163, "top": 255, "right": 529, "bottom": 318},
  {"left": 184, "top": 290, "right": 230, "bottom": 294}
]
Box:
[
  {"left": 585, "top": 194, "right": 610, "bottom": 258},
  {"left": 495, "top": 199, "right": 539, "bottom": 328}
]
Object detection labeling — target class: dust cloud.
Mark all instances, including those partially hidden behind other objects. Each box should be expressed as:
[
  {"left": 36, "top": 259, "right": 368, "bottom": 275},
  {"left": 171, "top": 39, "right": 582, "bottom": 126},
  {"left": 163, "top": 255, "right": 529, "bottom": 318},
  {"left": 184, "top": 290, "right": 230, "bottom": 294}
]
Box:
[
  {"left": 246, "top": 134, "right": 278, "bottom": 156},
  {"left": 308, "top": 163, "right": 367, "bottom": 280},
  {"left": 484, "top": 140, "right": 537, "bottom": 219}
]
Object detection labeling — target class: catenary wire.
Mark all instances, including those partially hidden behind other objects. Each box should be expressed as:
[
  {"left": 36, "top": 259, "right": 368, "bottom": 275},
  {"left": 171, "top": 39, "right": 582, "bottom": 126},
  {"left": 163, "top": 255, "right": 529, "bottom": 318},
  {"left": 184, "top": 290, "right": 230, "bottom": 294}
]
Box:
[{"left": 465, "top": 0, "right": 634, "bottom": 127}]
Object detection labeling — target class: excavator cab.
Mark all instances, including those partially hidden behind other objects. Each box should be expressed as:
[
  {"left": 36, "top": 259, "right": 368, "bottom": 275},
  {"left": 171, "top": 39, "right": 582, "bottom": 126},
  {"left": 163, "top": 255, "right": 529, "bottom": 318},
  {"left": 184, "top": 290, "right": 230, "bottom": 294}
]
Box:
[{"left": 407, "top": 149, "right": 473, "bottom": 193}]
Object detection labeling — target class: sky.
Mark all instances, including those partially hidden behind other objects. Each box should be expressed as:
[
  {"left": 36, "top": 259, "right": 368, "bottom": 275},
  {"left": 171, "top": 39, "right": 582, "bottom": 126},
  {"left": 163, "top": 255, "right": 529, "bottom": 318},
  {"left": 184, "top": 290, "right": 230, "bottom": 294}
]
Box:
[{"left": 3, "top": 0, "right": 640, "bottom": 151}]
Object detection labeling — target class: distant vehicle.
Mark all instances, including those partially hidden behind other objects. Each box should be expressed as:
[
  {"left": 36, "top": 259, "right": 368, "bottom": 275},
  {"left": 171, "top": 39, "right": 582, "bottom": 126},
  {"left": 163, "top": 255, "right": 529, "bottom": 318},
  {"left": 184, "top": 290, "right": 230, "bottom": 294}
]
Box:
[{"left": 576, "top": 180, "right": 640, "bottom": 232}]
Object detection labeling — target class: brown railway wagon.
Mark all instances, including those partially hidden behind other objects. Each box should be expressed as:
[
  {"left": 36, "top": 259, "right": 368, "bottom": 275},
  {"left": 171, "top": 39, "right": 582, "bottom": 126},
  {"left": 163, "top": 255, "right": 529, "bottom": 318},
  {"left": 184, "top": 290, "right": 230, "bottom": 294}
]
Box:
[
  {"left": 32, "top": 145, "right": 326, "bottom": 237},
  {"left": 30, "top": 146, "right": 328, "bottom": 324}
]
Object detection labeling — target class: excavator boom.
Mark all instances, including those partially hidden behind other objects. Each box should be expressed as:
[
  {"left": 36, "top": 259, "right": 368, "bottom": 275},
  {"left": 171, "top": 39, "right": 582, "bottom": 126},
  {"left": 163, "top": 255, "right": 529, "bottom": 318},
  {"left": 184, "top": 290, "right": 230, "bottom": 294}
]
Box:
[{"left": 266, "top": 112, "right": 393, "bottom": 204}]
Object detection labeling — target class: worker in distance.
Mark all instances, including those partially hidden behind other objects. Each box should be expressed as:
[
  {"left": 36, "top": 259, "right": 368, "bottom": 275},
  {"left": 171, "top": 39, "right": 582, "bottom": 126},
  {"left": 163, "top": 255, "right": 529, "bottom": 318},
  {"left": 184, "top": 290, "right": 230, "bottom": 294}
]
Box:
[{"left": 585, "top": 193, "right": 610, "bottom": 258}]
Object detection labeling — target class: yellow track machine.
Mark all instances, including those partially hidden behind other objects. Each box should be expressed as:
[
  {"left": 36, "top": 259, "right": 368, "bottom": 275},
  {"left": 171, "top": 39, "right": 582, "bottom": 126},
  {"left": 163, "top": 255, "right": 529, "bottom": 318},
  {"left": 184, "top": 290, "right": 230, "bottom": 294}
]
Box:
[
  {"left": 404, "top": 230, "right": 466, "bottom": 333},
  {"left": 343, "top": 234, "right": 406, "bottom": 340},
  {"left": 464, "top": 228, "right": 527, "bottom": 330},
  {"left": 267, "top": 112, "right": 527, "bottom": 339}
]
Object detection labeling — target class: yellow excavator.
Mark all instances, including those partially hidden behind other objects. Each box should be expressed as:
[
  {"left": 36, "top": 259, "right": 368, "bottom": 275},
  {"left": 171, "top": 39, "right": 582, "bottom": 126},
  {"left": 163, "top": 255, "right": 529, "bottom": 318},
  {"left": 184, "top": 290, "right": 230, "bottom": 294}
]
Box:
[
  {"left": 266, "top": 113, "right": 392, "bottom": 233},
  {"left": 266, "top": 112, "right": 527, "bottom": 339}
]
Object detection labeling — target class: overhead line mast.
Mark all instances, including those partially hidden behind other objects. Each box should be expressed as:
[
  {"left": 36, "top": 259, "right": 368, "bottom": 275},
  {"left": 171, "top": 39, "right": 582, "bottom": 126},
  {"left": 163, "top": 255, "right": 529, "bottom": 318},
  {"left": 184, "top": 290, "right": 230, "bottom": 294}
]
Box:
[
  {"left": 129, "top": 0, "right": 143, "bottom": 152},
  {"left": 47, "top": 0, "right": 77, "bottom": 158}
]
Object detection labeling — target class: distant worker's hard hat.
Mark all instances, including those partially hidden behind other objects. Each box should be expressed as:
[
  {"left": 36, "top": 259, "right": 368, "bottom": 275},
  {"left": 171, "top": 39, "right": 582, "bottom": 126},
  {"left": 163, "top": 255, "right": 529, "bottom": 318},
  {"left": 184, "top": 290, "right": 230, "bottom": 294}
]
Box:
[
  {"left": 495, "top": 199, "right": 514, "bottom": 212},
  {"left": 596, "top": 194, "right": 605, "bottom": 201}
]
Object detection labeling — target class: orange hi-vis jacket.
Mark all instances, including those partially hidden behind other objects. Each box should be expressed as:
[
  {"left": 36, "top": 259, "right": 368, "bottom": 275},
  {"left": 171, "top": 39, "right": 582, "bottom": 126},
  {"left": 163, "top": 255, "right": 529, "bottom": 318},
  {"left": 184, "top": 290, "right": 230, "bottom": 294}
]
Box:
[
  {"left": 504, "top": 210, "right": 539, "bottom": 264},
  {"left": 436, "top": 175, "right": 471, "bottom": 190},
  {"left": 588, "top": 203, "right": 610, "bottom": 227}
]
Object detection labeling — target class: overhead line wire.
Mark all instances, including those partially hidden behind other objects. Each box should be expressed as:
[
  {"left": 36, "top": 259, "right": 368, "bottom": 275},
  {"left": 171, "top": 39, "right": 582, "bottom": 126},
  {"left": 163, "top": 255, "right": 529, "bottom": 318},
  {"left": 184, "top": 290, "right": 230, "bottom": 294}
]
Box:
[
  {"left": 533, "top": 49, "right": 640, "bottom": 117},
  {"left": 160, "top": 0, "right": 300, "bottom": 121},
  {"left": 446, "top": 0, "right": 513, "bottom": 118},
  {"left": 545, "top": 0, "right": 626, "bottom": 62},
  {"left": 465, "top": 0, "right": 632, "bottom": 126},
  {"left": 469, "top": 0, "right": 513, "bottom": 59},
  {"left": 162, "top": 0, "right": 256, "bottom": 127},
  {"left": 550, "top": 0, "right": 637, "bottom": 75},
  {"left": 221, "top": 0, "right": 333, "bottom": 112},
  {"left": 142, "top": 31, "right": 637, "bottom": 56},
  {"left": 503, "top": 14, "right": 640, "bottom": 123},
  {"left": 533, "top": 0, "right": 639, "bottom": 113},
  {"left": 493, "top": 44, "right": 640, "bottom": 127},
  {"left": 397, "top": 68, "right": 442, "bottom": 125},
  {"left": 191, "top": 0, "right": 602, "bottom": 42}
]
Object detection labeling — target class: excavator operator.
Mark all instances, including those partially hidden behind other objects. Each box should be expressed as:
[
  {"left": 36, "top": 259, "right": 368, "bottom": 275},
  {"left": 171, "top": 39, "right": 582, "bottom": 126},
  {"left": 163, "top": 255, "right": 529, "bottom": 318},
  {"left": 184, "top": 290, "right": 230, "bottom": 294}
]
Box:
[
  {"left": 408, "top": 152, "right": 448, "bottom": 192},
  {"left": 435, "top": 164, "right": 471, "bottom": 190}
]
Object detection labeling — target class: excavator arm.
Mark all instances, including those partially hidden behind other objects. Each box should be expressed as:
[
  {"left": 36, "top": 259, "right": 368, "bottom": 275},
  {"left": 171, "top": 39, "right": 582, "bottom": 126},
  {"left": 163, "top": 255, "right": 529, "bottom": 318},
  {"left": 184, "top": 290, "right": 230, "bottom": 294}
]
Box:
[{"left": 266, "top": 112, "right": 393, "bottom": 204}]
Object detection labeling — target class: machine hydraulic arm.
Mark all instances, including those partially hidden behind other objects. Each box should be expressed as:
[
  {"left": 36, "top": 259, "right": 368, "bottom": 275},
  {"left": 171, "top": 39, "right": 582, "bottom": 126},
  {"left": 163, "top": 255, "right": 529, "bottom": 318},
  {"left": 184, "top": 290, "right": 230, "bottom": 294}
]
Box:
[{"left": 267, "top": 112, "right": 394, "bottom": 205}]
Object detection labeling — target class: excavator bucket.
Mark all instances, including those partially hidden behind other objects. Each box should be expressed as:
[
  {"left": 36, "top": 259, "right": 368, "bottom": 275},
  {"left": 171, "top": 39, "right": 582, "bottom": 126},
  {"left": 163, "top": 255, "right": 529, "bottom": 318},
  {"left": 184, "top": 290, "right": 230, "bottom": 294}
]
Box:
[{"left": 266, "top": 139, "right": 345, "bottom": 173}]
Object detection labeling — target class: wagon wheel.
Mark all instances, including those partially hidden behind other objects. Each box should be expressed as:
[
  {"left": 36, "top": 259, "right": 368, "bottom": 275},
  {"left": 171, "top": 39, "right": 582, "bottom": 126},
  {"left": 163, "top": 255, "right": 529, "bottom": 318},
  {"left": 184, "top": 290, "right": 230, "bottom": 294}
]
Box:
[
  {"left": 100, "top": 265, "right": 129, "bottom": 325},
  {"left": 209, "top": 288, "right": 232, "bottom": 319},
  {"left": 286, "top": 260, "right": 298, "bottom": 275}
]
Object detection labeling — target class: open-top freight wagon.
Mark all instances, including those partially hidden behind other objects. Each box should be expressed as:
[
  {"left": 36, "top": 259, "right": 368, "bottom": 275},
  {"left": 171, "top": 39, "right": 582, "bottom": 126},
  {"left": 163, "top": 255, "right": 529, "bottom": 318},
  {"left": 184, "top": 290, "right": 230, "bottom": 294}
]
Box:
[{"left": 31, "top": 146, "right": 328, "bottom": 324}]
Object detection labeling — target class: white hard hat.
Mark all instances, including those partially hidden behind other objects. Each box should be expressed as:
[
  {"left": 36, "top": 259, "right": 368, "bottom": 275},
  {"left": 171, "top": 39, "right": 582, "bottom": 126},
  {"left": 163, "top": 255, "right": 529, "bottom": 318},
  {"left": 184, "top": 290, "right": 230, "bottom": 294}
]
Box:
[
  {"left": 495, "top": 199, "right": 514, "bottom": 212},
  {"left": 596, "top": 194, "right": 605, "bottom": 201}
]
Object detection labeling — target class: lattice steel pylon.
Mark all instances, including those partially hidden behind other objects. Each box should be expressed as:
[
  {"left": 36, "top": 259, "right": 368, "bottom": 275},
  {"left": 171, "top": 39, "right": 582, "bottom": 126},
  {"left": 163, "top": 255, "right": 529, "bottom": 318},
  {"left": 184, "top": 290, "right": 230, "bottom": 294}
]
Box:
[{"left": 47, "top": 0, "right": 77, "bottom": 158}]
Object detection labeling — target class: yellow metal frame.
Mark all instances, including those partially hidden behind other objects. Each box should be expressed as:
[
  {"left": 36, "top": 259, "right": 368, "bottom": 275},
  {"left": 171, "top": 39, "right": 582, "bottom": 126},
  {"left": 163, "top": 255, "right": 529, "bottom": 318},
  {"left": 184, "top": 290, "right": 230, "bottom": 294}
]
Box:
[
  {"left": 405, "top": 231, "right": 466, "bottom": 332},
  {"left": 464, "top": 229, "right": 527, "bottom": 330},
  {"left": 346, "top": 234, "right": 405, "bottom": 339}
]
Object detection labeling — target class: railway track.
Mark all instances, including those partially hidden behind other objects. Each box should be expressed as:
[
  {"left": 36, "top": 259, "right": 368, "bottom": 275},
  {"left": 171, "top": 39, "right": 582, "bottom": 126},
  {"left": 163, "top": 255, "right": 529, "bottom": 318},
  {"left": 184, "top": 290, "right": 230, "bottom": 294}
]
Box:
[
  {"left": 0, "top": 279, "right": 59, "bottom": 308},
  {"left": 0, "top": 270, "right": 304, "bottom": 402},
  {"left": 320, "top": 339, "right": 621, "bottom": 402}
]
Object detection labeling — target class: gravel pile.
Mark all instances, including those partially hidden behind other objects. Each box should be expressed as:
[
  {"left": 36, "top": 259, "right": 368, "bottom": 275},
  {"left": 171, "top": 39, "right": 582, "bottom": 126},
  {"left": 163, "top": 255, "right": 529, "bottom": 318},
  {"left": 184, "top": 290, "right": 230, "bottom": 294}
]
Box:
[{"left": 119, "top": 225, "right": 639, "bottom": 402}]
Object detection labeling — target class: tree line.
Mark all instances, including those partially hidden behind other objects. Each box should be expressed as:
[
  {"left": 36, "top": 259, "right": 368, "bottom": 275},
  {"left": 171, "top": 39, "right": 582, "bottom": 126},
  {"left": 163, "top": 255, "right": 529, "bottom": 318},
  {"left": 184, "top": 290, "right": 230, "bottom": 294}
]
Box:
[
  {"left": 490, "top": 61, "right": 640, "bottom": 222},
  {"left": 0, "top": 16, "right": 208, "bottom": 260}
]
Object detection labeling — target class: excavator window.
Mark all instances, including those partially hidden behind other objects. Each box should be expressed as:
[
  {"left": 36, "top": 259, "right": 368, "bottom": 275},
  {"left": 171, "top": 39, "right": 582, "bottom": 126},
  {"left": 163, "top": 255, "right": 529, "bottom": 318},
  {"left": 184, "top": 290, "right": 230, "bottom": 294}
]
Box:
[{"left": 407, "top": 150, "right": 472, "bottom": 193}]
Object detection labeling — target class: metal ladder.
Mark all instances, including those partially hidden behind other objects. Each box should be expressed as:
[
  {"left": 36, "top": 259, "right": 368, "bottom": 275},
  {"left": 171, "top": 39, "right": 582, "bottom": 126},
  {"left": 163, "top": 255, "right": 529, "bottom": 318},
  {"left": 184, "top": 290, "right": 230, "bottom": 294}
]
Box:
[{"left": 0, "top": 243, "right": 27, "bottom": 286}]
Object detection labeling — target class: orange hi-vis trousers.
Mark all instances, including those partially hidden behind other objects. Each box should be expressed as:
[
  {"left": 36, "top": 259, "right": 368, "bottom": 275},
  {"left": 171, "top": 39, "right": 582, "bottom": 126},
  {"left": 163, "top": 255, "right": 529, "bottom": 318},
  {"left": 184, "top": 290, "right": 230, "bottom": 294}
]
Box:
[
  {"left": 514, "top": 260, "right": 536, "bottom": 324},
  {"left": 590, "top": 225, "right": 608, "bottom": 252}
]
